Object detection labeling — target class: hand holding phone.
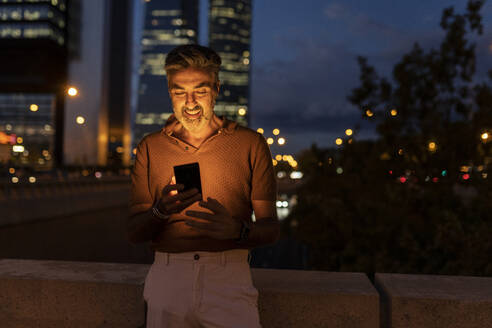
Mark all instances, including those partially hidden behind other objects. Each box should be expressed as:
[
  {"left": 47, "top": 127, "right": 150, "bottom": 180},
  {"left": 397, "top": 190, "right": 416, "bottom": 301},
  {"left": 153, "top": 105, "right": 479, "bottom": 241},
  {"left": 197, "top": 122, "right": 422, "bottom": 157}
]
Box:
[{"left": 156, "top": 173, "right": 201, "bottom": 217}]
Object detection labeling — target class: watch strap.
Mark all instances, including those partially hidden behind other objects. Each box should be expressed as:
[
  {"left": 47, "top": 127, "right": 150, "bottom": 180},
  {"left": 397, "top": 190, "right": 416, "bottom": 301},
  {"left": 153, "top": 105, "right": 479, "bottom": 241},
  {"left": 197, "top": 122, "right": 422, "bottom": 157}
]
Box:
[
  {"left": 234, "top": 220, "right": 251, "bottom": 243},
  {"left": 152, "top": 206, "right": 170, "bottom": 221}
]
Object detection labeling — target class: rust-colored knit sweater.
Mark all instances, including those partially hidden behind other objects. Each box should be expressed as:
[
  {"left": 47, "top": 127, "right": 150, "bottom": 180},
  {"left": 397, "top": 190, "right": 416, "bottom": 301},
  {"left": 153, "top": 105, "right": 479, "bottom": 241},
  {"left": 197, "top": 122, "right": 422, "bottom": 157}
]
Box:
[{"left": 130, "top": 114, "right": 277, "bottom": 251}]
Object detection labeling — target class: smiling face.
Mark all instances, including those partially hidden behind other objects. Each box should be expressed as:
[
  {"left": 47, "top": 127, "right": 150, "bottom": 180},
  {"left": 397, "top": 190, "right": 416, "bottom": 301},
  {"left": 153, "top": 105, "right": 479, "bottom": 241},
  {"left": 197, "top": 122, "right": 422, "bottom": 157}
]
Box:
[{"left": 168, "top": 67, "right": 220, "bottom": 135}]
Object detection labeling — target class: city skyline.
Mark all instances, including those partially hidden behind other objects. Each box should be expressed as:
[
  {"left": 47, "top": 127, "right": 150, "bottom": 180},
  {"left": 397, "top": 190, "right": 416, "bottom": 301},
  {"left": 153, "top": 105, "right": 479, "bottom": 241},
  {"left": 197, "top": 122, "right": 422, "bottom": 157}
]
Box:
[{"left": 2, "top": 0, "right": 492, "bottom": 167}]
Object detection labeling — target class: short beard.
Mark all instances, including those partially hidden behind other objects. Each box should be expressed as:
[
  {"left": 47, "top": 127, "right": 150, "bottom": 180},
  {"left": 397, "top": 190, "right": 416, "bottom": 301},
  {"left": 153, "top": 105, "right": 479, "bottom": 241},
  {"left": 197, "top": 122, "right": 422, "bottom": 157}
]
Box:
[{"left": 180, "top": 105, "right": 210, "bottom": 132}]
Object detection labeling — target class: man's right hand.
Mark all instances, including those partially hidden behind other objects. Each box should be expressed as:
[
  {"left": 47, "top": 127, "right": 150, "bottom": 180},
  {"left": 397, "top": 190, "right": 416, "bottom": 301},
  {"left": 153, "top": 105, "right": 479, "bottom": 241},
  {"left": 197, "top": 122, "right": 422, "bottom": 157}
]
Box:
[{"left": 156, "top": 181, "right": 202, "bottom": 218}]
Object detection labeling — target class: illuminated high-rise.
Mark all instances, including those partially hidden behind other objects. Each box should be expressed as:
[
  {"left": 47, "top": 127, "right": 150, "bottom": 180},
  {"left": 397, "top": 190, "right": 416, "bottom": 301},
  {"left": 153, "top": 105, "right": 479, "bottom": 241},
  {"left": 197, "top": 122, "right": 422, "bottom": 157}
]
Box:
[
  {"left": 209, "top": 0, "right": 252, "bottom": 126},
  {"left": 0, "top": 0, "right": 72, "bottom": 168},
  {"left": 134, "top": 0, "right": 198, "bottom": 148},
  {"left": 64, "top": 0, "right": 143, "bottom": 167}
]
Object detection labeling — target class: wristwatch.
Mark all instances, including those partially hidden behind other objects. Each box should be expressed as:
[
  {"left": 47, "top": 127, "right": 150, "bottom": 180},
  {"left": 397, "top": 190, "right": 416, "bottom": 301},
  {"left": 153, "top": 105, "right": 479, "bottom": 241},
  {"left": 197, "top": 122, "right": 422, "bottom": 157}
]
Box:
[
  {"left": 234, "top": 220, "right": 251, "bottom": 244},
  {"left": 152, "top": 206, "right": 170, "bottom": 222}
]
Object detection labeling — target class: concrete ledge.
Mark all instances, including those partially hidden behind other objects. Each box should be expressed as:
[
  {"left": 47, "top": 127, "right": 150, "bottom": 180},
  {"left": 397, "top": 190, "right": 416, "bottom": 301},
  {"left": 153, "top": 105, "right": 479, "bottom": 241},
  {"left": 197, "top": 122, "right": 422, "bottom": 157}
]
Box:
[
  {"left": 0, "top": 259, "right": 380, "bottom": 328},
  {"left": 253, "top": 269, "right": 379, "bottom": 328},
  {"left": 0, "top": 259, "right": 148, "bottom": 328},
  {"left": 376, "top": 273, "right": 492, "bottom": 328}
]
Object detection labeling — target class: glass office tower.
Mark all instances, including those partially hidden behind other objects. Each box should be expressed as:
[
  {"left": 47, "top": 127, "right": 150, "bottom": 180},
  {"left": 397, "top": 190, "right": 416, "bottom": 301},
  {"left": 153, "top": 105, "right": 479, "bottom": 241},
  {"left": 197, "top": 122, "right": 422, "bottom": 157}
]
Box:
[
  {"left": 134, "top": 0, "right": 198, "bottom": 148},
  {"left": 209, "top": 0, "right": 252, "bottom": 126},
  {"left": 0, "top": 0, "right": 70, "bottom": 169}
]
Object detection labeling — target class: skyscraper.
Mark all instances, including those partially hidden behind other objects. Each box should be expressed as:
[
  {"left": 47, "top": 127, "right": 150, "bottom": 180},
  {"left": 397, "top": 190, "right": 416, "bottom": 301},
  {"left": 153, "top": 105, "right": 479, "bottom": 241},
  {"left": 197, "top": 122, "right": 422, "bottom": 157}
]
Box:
[
  {"left": 133, "top": 0, "right": 198, "bottom": 148},
  {"left": 208, "top": 0, "right": 252, "bottom": 126},
  {"left": 0, "top": 0, "right": 72, "bottom": 168},
  {"left": 63, "top": 0, "right": 142, "bottom": 167}
]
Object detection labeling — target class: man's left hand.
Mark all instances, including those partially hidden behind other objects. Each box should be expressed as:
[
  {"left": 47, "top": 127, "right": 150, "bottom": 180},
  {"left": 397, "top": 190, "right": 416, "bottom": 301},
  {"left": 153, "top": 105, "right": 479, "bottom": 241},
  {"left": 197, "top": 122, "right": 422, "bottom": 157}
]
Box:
[{"left": 184, "top": 197, "right": 241, "bottom": 240}]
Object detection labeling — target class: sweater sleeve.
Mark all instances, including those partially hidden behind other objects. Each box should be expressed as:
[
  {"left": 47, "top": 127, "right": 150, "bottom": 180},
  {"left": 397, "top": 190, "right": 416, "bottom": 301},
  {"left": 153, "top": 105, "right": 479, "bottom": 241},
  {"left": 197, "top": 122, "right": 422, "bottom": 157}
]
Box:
[
  {"left": 251, "top": 133, "right": 277, "bottom": 201},
  {"left": 129, "top": 138, "right": 154, "bottom": 216}
]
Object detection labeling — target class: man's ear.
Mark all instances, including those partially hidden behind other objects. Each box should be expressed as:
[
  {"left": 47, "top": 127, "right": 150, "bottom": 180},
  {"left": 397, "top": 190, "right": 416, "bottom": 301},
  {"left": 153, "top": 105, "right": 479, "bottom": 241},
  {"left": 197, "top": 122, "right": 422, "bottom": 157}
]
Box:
[{"left": 215, "top": 80, "right": 221, "bottom": 94}]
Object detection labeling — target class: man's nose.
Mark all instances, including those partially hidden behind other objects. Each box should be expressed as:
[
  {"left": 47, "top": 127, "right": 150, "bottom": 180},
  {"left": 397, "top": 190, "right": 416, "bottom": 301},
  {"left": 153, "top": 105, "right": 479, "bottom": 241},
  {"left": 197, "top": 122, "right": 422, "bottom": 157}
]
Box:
[{"left": 185, "top": 92, "right": 196, "bottom": 106}]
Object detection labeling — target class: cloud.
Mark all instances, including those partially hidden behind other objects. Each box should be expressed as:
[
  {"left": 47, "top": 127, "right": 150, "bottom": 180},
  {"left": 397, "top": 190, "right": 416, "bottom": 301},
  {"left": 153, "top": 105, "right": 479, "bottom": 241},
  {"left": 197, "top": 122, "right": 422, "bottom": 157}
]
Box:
[
  {"left": 323, "top": 2, "right": 400, "bottom": 39},
  {"left": 324, "top": 3, "right": 350, "bottom": 19},
  {"left": 249, "top": 38, "right": 370, "bottom": 153}
]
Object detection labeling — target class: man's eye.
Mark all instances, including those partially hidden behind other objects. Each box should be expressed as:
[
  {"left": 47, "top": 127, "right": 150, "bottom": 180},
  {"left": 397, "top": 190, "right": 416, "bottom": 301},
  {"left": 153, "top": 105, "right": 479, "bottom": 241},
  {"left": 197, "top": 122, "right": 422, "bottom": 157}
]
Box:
[
  {"left": 174, "top": 92, "right": 185, "bottom": 96},
  {"left": 196, "top": 90, "right": 208, "bottom": 95}
]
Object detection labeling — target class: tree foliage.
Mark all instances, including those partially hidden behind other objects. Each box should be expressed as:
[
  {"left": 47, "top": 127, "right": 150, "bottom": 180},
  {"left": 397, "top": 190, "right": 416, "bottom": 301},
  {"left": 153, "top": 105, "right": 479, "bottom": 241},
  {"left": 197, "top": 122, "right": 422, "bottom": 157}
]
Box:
[{"left": 287, "top": 0, "right": 492, "bottom": 276}]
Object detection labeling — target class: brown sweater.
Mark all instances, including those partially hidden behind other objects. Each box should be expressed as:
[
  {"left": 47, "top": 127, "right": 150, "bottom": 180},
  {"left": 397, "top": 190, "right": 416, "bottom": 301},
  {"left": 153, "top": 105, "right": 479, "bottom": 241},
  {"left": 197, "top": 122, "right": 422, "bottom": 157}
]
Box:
[{"left": 129, "top": 114, "right": 277, "bottom": 251}]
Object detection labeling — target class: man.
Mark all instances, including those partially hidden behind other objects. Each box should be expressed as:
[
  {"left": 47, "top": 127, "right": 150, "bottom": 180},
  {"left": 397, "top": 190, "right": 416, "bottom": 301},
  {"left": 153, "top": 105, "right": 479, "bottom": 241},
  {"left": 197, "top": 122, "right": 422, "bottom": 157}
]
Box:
[{"left": 128, "top": 44, "right": 279, "bottom": 328}]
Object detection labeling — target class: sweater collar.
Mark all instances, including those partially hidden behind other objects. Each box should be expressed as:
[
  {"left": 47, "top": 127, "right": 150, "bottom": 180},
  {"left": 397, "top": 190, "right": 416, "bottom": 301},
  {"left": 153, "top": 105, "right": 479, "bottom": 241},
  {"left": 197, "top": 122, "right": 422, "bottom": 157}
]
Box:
[{"left": 162, "top": 113, "right": 237, "bottom": 136}]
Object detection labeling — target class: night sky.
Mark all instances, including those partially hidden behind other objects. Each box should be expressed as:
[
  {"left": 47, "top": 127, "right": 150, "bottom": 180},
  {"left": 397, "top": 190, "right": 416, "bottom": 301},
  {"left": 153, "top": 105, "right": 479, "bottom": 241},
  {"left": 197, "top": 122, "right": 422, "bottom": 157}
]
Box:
[{"left": 201, "top": 0, "right": 492, "bottom": 156}]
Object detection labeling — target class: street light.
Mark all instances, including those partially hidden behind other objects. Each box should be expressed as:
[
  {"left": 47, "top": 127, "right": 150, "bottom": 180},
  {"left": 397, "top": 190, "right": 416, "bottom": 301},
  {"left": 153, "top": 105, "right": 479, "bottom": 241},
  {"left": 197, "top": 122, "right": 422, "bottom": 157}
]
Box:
[
  {"left": 30, "top": 104, "right": 39, "bottom": 112},
  {"left": 257, "top": 128, "right": 264, "bottom": 134},
  {"left": 76, "top": 116, "right": 85, "bottom": 125},
  {"left": 481, "top": 132, "right": 489, "bottom": 141},
  {"left": 238, "top": 108, "right": 246, "bottom": 116},
  {"left": 278, "top": 137, "right": 286, "bottom": 145},
  {"left": 428, "top": 141, "right": 437, "bottom": 152},
  {"left": 273, "top": 128, "right": 280, "bottom": 136},
  {"left": 390, "top": 109, "right": 398, "bottom": 116},
  {"left": 345, "top": 129, "right": 353, "bottom": 136},
  {"left": 267, "top": 137, "right": 274, "bottom": 145},
  {"left": 335, "top": 138, "right": 343, "bottom": 146},
  {"left": 365, "top": 109, "right": 374, "bottom": 117},
  {"left": 67, "top": 87, "right": 78, "bottom": 97}
]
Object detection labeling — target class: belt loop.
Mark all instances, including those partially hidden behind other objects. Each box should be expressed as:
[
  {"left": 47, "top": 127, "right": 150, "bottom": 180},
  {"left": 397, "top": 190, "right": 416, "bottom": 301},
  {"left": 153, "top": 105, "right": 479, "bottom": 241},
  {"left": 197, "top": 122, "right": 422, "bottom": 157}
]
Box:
[{"left": 165, "top": 253, "right": 169, "bottom": 265}]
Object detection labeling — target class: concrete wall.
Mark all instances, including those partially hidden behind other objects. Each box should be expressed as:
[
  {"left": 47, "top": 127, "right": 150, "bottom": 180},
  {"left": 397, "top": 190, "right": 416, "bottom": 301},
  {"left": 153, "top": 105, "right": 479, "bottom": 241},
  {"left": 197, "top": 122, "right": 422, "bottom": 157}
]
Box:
[
  {"left": 0, "top": 259, "right": 379, "bottom": 328},
  {"left": 0, "top": 178, "right": 130, "bottom": 227},
  {"left": 1, "top": 260, "right": 491, "bottom": 328},
  {"left": 376, "top": 273, "right": 492, "bottom": 328}
]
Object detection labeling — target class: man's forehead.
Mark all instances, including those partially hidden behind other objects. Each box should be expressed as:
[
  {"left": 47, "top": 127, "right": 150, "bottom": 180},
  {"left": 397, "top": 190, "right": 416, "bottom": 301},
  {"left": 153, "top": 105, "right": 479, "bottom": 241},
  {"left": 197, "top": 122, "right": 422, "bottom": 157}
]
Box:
[{"left": 169, "top": 68, "right": 216, "bottom": 89}]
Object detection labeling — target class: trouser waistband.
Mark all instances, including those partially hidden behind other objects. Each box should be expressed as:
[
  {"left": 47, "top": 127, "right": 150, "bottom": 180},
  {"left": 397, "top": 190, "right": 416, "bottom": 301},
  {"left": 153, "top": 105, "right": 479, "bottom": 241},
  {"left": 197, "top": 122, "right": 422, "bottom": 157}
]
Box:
[{"left": 154, "top": 249, "right": 250, "bottom": 266}]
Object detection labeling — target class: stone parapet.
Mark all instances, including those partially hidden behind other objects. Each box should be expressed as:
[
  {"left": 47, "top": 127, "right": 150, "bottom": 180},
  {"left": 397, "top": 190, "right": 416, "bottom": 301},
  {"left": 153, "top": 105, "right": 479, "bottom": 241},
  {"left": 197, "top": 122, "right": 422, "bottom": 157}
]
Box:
[
  {"left": 0, "top": 259, "right": 147, "bottom": 328},
  {"left": 0, "top": 259, "right": 379, "bottom": 328},
  {"left": 253, "top": 269, "right": 379, "bottom": 328},
  {"left": 376, "top": 273, "right": 492, "bottom": 328}
]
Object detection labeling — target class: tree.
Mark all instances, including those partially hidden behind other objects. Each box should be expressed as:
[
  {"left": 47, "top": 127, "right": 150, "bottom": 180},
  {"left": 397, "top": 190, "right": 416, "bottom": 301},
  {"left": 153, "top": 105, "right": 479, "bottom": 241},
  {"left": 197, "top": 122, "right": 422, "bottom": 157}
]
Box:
[
  {"left": 348, "top": 0, "right": 491, "bottom": 178},
  {"left": 287, "top": 0, "right": 492, "bottom": 276}
]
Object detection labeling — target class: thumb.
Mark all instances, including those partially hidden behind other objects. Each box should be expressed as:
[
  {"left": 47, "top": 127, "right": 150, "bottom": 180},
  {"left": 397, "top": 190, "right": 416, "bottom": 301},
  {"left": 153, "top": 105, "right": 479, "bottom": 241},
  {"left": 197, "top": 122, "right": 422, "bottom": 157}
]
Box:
[{"left": 170, "top": 176, "right": 178, "bottom": 196}]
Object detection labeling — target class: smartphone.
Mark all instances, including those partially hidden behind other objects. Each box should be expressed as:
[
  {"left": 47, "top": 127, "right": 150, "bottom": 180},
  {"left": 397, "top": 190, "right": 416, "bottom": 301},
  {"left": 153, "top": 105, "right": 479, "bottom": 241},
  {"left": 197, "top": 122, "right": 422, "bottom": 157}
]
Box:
[{"left": 173, "top": 162, "right": 202, "bottom": 196}]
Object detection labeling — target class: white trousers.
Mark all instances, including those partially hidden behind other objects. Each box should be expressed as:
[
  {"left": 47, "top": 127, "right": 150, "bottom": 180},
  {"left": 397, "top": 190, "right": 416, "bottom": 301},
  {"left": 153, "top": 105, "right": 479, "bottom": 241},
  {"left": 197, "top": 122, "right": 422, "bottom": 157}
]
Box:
[{"left": 143, "top": 249, "right": 261, "bottom": 328}]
